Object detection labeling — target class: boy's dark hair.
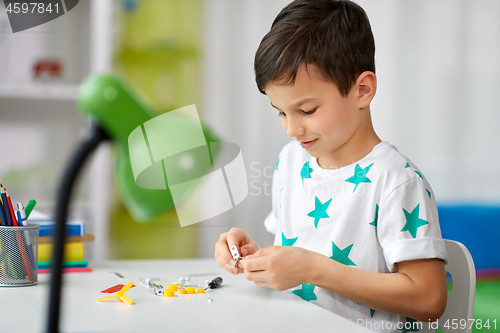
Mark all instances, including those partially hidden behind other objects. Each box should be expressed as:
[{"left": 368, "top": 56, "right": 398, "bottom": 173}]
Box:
[{"left": 254, "top": 0, "right": 375, "bottom": 97}]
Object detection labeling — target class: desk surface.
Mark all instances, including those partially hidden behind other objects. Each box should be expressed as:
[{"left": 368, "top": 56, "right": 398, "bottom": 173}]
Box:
[{"left": 0, "top": 259, "right": 372, "bottom": 333}]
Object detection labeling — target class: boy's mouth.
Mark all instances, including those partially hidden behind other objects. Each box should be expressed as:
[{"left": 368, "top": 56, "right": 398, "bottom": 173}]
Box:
[{"left": 300, "top": 139, "right": 317, "bottom": 149}]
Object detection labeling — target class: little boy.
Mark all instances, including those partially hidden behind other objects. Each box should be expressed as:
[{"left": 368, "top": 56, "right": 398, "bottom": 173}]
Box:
[{"left": 214, "top": 0, "right": 448, "bottom": 331}]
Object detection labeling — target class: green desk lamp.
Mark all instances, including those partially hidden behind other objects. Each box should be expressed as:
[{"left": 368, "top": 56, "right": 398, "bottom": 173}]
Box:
[{"left": 47, "top": 74, "right": 220, "bottom": 332}]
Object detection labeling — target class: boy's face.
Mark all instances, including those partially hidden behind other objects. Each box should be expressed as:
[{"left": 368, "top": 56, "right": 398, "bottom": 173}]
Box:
[{"left": 265, "top": 63, "right": 369, "bottom": 168}]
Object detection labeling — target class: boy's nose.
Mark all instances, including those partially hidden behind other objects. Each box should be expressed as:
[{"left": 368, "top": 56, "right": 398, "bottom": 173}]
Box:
[{"left": 285, "top": 117, "right": 305, "bottom": 138}]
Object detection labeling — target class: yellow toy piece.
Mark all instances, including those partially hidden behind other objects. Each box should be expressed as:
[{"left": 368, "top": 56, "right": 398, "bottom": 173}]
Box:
[
  {"left": 163, "top": 290, "right": 175, "bottom": 297},
  {"left": 178, "top": 289, "right": 186, "bottom": 294},
  {"left": 167, "top": 284, "right": 178, "bottom": 291},
  {"left": 97, "top": 282, "right": 134, "bottom": 305},
  {"left": 197, "top": 288, "right": 205, "bottom": 293},
  {"left": 185, "top": 286, "right": 196, "bottom": 294}
]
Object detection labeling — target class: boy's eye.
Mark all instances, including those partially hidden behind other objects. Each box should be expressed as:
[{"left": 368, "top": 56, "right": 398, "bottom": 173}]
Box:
[
  {"left": 277, "top": 111, "right": 286, "bottom": 117},
  {"left": 303, "top": 108, "right": 317, "bottom": 115}
]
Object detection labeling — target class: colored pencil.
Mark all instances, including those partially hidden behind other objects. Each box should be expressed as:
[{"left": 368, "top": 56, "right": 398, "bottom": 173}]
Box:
[
  {"left": 0, "top": 184, "right": 5, "bottom": 224},
  {"left": 6, "top": 190, "right": 18, "bottom": 226},
  {"left": 18, "top": 211, "right": 36, "bottom": 270},
  {"left": 0, "top": 240, "right": 6, "bottom": 278},
  {"left": 14, "top": 230, "right": 34, "bottom": 281},
  {"left": 0, "top": 195, "right": 6, "bottom": 226},
  {"left": 1, "top": 188, "right": 12, "bottom": 226},
  {"left": 5, "top": 252, "right": 18, "bottom": 279},
  {"left": 0, "top": 184, "right": 5, "bottom": 215}
]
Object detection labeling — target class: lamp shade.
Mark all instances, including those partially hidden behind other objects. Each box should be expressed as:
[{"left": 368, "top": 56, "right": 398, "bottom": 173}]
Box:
[{"left": 77, "top": 74, "right": 220, "bottom": 221}]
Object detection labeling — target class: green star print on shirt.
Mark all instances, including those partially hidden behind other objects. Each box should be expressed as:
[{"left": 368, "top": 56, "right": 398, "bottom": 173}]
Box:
[
  {"left": 330, "top": 242, "right": 356, "bottom": 266},
  {"left": 401, "top": 204, "right": 429, "bottom": 238},
  {"left": 307, "top": 196, "right": 332, "bottom": 228},
  {"left": 292, "top": 283, "right": 317, "bottom": 301},
  {"left": 369, "top": 204, "right": 379, "bottom": 227},
  {"left": 300, "top": 161, "right": 314, "bottom": 186},
  {"left": 282, "top": 232, "right": 298, "bottom": 246},
  {"left": 345, "top": 163, "right": 374, "bottom": 192}
]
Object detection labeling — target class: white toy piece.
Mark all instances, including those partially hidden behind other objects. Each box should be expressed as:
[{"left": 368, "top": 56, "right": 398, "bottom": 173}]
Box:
[{"left": 226, "top": 245, "right": 245, "bottom": 269}]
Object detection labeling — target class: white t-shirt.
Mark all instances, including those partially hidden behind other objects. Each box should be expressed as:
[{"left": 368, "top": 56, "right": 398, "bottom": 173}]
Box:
[{"left": 264, "top": 141, "right": 448, "bottom": 332}]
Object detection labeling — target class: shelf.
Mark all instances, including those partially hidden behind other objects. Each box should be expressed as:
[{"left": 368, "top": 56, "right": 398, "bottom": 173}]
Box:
[{"left": 0, "top": 83, "right": 80, "bottom": 101}]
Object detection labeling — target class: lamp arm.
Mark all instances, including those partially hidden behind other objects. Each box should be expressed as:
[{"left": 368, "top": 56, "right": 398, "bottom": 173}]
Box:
[{"left": 47, "top": 122, "right": 110, "bottom": 333}]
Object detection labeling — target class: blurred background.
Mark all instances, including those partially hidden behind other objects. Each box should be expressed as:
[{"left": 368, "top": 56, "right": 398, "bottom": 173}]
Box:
[{"left": 0, "top": 0, "right": 499, "bottom": 328}]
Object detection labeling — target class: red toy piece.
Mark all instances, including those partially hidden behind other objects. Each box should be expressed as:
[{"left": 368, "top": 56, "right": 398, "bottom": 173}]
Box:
[{"left": 101, "top": 284, "right": 135, "bottom": 293}]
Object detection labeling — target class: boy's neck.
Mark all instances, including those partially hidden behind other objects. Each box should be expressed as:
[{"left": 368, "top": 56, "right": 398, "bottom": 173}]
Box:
[{"left": 316, "top": 108, "right": 381, "bottom": 170}]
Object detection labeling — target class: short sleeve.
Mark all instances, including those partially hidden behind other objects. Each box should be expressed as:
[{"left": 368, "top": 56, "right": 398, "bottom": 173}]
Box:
[
  {"left": 263, "top": 156, "right": 282, "bottom": 236},
  {"left": 263, "top": 211, "right": 278, "bottom": 235},
  {"left": 377, "top": 177, "right": 448, "bottom": 272}
]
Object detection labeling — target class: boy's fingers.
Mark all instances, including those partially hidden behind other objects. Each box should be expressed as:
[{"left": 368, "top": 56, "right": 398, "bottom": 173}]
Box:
[
  {"left": 215, "top": 240, "right": 231, "bottom": 261},
  {"left": 240, "top": 255, "right": 267, "bottom": 272},
  {"left": 243, "top": 269, "right": 267, "bottom": 283},
  {"left": 240, "top": 244, "right": 258, "bottom": 257},
  {"left": 250, "top": 246, "right": 276, "bottom": 258},
  {"left": 215, "top": 242, "right": 237, "bottom": 272},
  {"left": 226, "top": 231, "right": 244, "bottom": 250},
  {"left": 226, "top": 231, "right": 251, "bottom": 258},
  {"left": 218, "top": 232, "right": 228, "bottom": 242},
  {"left": 216, "top": 228, "right": 255, "bottom": 274}
]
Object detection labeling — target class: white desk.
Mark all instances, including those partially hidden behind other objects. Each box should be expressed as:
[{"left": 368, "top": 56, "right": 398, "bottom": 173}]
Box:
[{"left": 0, "top": 259, "right": 373, "bottom": 333}]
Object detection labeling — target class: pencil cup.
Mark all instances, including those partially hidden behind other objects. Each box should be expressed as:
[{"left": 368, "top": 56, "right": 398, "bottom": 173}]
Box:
[{"left": 0, "top": 225, "right": 39, "bottom": 287}]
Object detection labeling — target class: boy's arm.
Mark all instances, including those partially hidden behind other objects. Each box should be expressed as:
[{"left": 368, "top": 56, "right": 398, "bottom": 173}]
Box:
[
  {"left": 310, "top": 251, "right": 447, "bottom": 322},
  {"left": 239, "top": 246, "right": 447, "bottom": 322}
]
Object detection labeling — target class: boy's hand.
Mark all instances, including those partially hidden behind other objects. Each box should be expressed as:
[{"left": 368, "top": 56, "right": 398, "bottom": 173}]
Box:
[
  {"left": 239, "top": 246, "right": 315, "bottom": 291},
  {"left": 214, "top": 227, "right": 259, "bottom": 275}
]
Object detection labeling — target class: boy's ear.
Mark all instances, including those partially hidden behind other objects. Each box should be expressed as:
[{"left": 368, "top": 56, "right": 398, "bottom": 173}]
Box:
[{"left": 356, "top": 71, "right": 377, "bottom": 109}]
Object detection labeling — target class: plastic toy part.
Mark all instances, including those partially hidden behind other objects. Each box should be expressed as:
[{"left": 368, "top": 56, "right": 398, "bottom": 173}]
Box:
[
  {"left": 227, "top": 246, "right": 245, "bottom": 269},
  {"left": 97, "top": 282, "right": 134, "bottom": 305},
  {"left": 208, "top": 298, "right": 213, "bottom": 303},
  {"left": 148, "top": 281, "right": 157, "bottom": 295},
  {"left": 230, "top": 245, "right": 241, "bottom": 260},
  {"left": 163, "top": 290, "right": 175, "bottom": 297},
  {"left": 101, "top": 284, "right": 135, "bottom": 293},
  {"left": 167, "top": 284, "right": 178, "bottom": 291},
  {"left": 185, "top": 287, "right": 196, "bottom": 294},
  {"left": 197, "top": 288, "right": 205, "bottom": 293},
  {"left": 139, "top": 277, "right": 160, "bottom": 285},
  {"left": 178, "top": 290, "right": 186, "bottom": 294}
]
